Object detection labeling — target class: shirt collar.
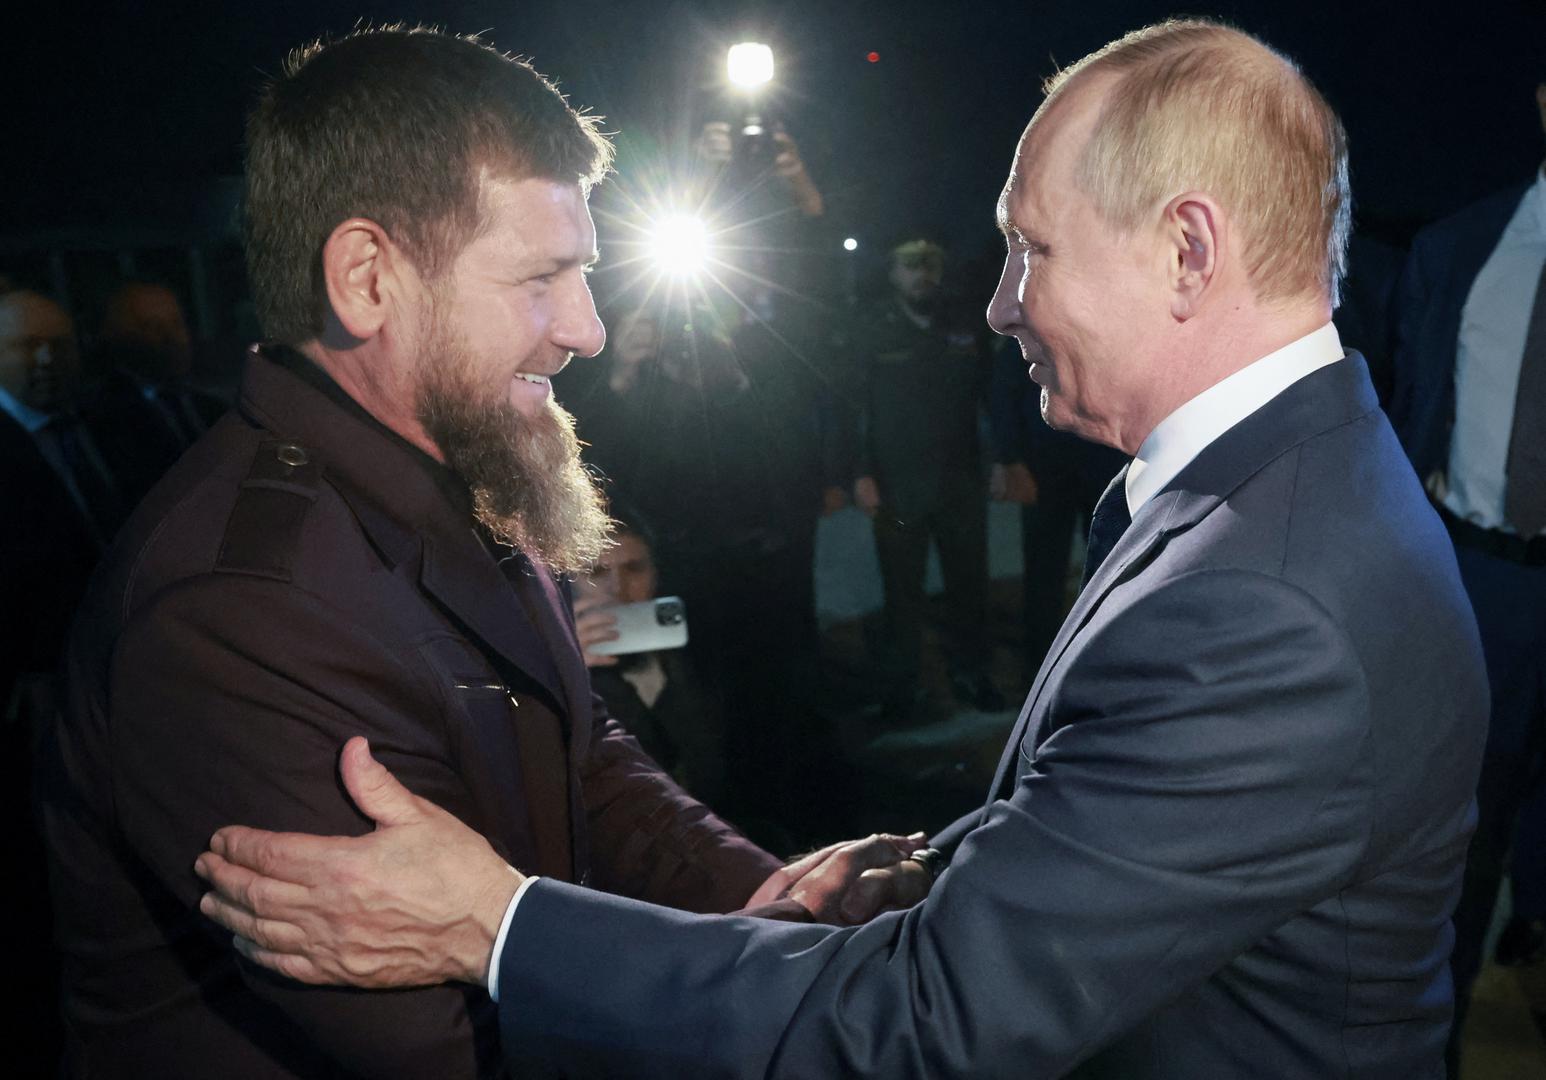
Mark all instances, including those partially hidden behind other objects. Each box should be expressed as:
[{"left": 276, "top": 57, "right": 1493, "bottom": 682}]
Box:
[
  {"left": 1126, "top": 322, "right": 1345, "bottom": 515},
  {"left": 1526, "top": 165, "right": 1546, "bottom": 236},
  {"left": 0, "top": 384, "right": 50, "bottom": 433}
]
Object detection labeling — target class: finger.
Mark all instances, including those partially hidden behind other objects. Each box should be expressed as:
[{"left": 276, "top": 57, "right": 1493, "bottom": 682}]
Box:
[
  {"left": 339, "top": 736, "right": 425, "bottom": 828},
  {"left": 233, "top": 935, "right": 335, "bottom": 986},
  {"left": 199, "top": 890, "right": 308, "bottom": 954},
  {"left": 841, "top": 862, "right": 932, "bottom": 924},
  {"left": 843, "top": 834, "right": 922, "bottom": 870},
  {"left": 870, "top": 832, "right": 927, "bottom": 856},
  {"left": 840, "top": 867, "right": 894, "bottom": 924},
  {"left": 577, "top": 618, "right": 620, "bottom": 643},
  {"left": 778, "top": 840, "right": 850, "bottom": 883},
  {"left": 195, "top": 851, "right": 312, "bottom": 916},
  {"left": 209, "top": 825, "right": 353, "bottom": 888},
  {"left": 790, "top": 835, "right": 916, "bottom": 912}
]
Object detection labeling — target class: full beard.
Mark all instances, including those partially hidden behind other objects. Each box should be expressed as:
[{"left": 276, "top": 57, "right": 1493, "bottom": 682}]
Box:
[{"left": 415, "top": 330, "right": 612, "bottom": 575}]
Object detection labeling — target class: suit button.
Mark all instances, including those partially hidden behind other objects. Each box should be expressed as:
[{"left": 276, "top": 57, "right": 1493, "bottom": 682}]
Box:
[{"left": 276, "top": 443, "right": 309, "bottom": 467}]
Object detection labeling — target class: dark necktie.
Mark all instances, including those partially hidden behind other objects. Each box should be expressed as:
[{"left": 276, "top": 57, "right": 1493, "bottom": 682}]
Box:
[
  {"left": 1503, "top": 259, "right": 1546, "bottom": 539},
  {"left": 1081, "top": 464, "right": 1132, "bottom": 589},
  {"left": 44, "top": 412, "right": 122, "bottom": 549}
]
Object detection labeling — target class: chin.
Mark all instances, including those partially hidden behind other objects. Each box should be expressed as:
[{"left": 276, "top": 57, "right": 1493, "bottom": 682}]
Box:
[{"left": 1038, "top": 387, "right": 1067, "bottom": 430}]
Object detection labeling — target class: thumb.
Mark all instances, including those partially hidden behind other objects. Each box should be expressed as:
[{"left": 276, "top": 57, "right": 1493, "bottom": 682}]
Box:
[{"left": 340, "top": 737, "right": 424, "bottom": 828}]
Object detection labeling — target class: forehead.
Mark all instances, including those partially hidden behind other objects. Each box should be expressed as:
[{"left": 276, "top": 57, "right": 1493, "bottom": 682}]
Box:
[
  {"left": 614, "top": 533, "right": 652, "bottom": 563},
  {"left": 999, "top": 71, "right": 1116, "bottom": 229},
  {"left": 0, "top": 293, "right": 73, "bottom": 339},
  {"left": 464, "top": 173, "right": 596, "bottom": 264}
]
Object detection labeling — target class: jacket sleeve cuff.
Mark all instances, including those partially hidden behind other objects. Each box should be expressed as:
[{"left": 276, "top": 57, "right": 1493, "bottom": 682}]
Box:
[{"left": 487, "top": 875, "right": 540, "bottom": 1002}]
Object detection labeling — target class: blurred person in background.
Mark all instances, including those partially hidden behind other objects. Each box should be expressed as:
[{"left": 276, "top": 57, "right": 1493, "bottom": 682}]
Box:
[
  {"left": 573, "top": 506, "right": 731, "bottom": 808},
  {"left": 572, "top": 303, "right": 847, "bottom": 842},
  {"left": 0, "top": 285, "right": 99, "bottom": 1077},
  {"left": 94, "top": 280, "right": 227, "bottom": 446},
  {"left": 1389, "top": 78, "right": 1546, "bottom": 1077},
  {"left": 851, "top": 238, "right": 1004, "bottom": 718}
]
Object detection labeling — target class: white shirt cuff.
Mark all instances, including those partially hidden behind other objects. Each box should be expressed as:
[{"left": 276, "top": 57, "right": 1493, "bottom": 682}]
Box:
[{"left": 486, "top": 875, "right": 539, "bottom": 1003}]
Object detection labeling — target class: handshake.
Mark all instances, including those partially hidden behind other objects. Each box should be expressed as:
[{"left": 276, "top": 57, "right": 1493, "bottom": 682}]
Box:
[{"left": 194, "top": 737, "right": 935, "bottom": 992}]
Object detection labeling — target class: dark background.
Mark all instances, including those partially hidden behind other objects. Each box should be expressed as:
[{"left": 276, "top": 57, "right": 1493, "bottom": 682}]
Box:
[{"left": 6, "top": 0, "right": 1543, "bottom": 271}]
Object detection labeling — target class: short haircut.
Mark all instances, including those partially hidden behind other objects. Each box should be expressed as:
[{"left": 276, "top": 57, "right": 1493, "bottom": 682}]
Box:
[
  {"left": 245, "top": 25, "right": 614, "bottom": 344},
  {"left": 1043, "top": 20, "right": 1350, "bottom": 307},
  {"left": 890, "top": 238, "right": 945, "bottom": 271}
]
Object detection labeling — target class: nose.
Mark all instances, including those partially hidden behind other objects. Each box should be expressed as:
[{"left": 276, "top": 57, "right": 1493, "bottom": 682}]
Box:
[
  {"left": 985, "top": 253, "right": 1021, "bottom": 339},
  {"left": 554, "top": 277, "right": 607, "bottom": 359}
]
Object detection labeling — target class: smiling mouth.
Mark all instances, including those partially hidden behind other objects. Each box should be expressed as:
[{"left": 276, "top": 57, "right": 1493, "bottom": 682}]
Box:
[{"left": 514, "top": 373, "right": 550, "bottom": 385}]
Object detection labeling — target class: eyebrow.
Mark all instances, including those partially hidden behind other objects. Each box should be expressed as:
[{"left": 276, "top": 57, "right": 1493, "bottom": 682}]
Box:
[
  {"left": 524, "top": 251, "right": 601, "bottom": 275},
  {"left": 995, "top": 196, "right": 1028, "bottom": 244}
]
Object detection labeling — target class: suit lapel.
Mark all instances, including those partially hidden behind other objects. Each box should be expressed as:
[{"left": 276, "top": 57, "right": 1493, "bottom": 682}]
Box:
[
  {"left": 982, "top": 354, "right": 1382, "bottom": 813},
  {"left": 984, "top": 489, "right": 1181, "bottom": 802},
  {"left": 498, "top": 551, "right": 593, "bottom": 746}
]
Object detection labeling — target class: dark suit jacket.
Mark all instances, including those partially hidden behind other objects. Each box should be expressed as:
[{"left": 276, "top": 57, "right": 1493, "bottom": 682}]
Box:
[
  {"left": 1388, "top": 183, "right": 1531, "bottom": 478},
  {"left": 496, "top": 355, "right": 1487, "bottom": 1078},
  {"left": 0, "top": 410, "right": 98, "bottom": 700},
  {"left": 37, "top": 347, "right": 781, "bottom": 1078},
  {"left": 851, "top": 295, "right": 987, "bottom": 518}
]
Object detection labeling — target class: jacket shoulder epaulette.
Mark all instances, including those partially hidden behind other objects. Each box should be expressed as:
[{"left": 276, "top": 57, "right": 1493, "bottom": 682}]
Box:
[{"left": 214, "top": 439, "right": 323, "bottom": 582}]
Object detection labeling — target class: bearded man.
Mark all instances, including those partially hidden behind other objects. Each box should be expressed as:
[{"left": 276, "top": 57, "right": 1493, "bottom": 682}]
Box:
[{"left": 36, "top": 28, "right": 929, "bottom": 1079}]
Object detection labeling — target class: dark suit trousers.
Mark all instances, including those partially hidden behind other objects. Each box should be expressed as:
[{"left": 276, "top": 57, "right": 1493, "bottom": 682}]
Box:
[
  {"left": 1448, "top": 543, "right": 1546, "bottom": 1010},
  {"left": 872, "top": 480, "right": 989, "bottom": 696}
]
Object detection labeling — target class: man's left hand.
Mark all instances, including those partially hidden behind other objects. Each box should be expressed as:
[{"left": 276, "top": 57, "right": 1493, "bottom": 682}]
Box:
[
  {"left": 746, "top": 833, "right": 935, "bottom": 925},
  {"left": 195, "top": 737, "right": 522, "bottom": 989}
]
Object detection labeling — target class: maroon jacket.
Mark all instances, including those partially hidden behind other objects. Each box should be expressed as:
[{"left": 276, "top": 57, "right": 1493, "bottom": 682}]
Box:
[{"left": 39, "top": 347, "right": 782, "bottom": 1078}]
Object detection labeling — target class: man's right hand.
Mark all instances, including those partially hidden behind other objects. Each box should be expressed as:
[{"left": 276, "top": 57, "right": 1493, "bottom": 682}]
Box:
[{"left": 854, "top": 476, "right": 882, "bottom": 517}]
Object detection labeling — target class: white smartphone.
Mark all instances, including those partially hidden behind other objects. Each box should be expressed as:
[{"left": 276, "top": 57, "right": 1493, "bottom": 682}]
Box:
[{"left": 587, "top": 596, "right": 689, "bottom": 657}]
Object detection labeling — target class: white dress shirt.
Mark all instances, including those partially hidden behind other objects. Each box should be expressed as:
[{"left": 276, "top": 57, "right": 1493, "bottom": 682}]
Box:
[
  {"left": 1443, "top": 167, "right": 1546, "bottom": 535},
  {"left": 1126, "top": 322, "right": 1347, "bottom": 515}
]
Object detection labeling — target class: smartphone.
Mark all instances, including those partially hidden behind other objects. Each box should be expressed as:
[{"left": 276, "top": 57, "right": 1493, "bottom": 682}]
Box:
[{"left": 587, "top": 597, "right": 689, "bottom": 657}]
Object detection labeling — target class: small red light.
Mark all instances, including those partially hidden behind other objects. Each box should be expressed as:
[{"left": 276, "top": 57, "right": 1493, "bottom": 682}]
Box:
[{"left": 866, "top": 51, "right": 880, "bottom": 63}]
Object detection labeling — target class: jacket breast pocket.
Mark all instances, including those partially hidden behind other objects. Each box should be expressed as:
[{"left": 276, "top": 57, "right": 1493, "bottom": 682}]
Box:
[{"left": 415, "top": 635, "right": 519, "bottom": 747}]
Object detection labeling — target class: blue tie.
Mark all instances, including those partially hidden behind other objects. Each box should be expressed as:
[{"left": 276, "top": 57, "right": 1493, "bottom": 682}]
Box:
[{"left": 1081, "top": 465, "right": 1132, "bottom": 589}]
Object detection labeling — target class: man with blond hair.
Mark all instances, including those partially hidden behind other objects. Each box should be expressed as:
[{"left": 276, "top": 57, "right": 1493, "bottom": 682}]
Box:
[{"left": 195, "top": 20, "right": 1485, "bottom": 1077}]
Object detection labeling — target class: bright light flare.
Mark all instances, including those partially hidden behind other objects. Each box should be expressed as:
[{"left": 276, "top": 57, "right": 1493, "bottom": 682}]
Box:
[
  {"left": 727, "top": 42, "right": 774, "bottom": 89},
  {"left": 843, "top": 237, "right": 859, "bottom": 252},
  {"left": 649, "top": 214, "right": 710, "bottom": 276}
]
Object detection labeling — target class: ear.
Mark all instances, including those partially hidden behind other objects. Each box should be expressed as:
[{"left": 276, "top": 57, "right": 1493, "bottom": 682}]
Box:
[
  {"left": 1161, "top": 193, "right": 1221, "bottom": 322},
  {"left": 318, "top": 218, "right": 405, "bottom": 343}
]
